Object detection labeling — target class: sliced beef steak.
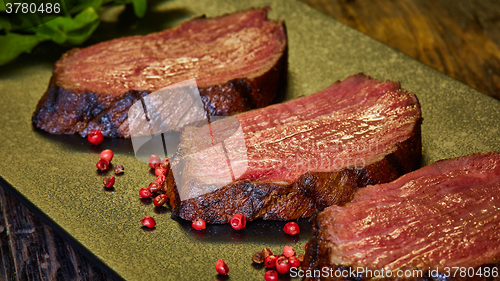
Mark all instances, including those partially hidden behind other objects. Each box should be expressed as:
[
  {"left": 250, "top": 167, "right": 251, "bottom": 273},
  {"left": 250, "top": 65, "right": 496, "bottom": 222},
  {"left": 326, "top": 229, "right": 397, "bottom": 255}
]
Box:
[
  {"left": 303, "top": 152, "right": 500, "bottom": 281},
  {"left": 32, "top": 8, "right": 287, "bottom": 137},
  {"left": 163, "top": 73, "right": 422, "bottom": 223}
]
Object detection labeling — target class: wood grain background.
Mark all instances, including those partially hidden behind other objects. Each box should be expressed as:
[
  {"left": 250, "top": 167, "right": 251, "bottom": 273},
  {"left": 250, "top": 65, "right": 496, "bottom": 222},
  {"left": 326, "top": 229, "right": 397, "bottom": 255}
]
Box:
[
  {"left": 301, "top": 0, "right": 500, "bottom": 100},
  {"left": 0, "top": 0, "right": 499, "bottom": 280}
]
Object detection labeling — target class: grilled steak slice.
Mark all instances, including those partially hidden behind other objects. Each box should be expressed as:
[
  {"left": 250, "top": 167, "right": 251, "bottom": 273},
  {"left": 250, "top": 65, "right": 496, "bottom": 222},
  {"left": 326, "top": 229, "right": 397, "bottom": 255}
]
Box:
[
  {"left": 32, "top": 8, "right": 287, "bottom": 137},
  {"left": 303, "top": 152, "right": 500, "bottom": 281},
  {"left": 163, "top": 73, "right": 422, "bottom": 223}
]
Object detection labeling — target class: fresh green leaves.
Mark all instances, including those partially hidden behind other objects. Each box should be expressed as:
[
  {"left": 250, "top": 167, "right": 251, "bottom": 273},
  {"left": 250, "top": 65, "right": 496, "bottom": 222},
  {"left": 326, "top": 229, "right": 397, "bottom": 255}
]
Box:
[
  {"left": 0, "top": 32, "right": 45, "bottom": 64},
  {"left": 131, "top": 0, "right": 145, "bottom": 18},
  {"left": 32, "top": 7, "right": 100, "bottom": 44},
  {"left": 0, "top": 0, "right": 147, "bottom": 65}
]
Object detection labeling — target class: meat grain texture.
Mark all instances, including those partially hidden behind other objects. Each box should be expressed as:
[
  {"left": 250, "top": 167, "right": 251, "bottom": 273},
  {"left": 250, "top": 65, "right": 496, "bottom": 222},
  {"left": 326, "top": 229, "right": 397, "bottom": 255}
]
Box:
[
  {"left": 164, "top": 73, "right": 423, "bottom": 223},
  {"left": 32, "top": 8, "right": 287, "bottom": 137},
  {"left": 303, "top": 152, "right": 500, "bottom": 281}
]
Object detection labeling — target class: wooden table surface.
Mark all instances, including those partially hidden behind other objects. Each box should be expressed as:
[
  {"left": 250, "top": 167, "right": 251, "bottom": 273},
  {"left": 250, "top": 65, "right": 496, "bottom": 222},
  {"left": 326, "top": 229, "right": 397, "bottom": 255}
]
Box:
[{"left": 1, "top": 0, "right": 499, "bottom": 280}]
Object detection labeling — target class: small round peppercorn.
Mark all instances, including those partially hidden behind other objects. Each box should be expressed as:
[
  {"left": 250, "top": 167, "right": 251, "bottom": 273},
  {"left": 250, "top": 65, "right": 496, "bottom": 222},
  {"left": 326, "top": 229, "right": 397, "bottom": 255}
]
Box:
[
  {"left": 283, "top": 245, "right": 295, "bottom": 258},
  {"left": 139, "top": 188, "right": 152, "bottom": 198},
  {"left": 215, "top": 259, "right": 229, "bottom": 275},
  {"left": 153, "top": 194, "right": 168, "bottom": 207},
  {"left": 155, "top": 175, "right": 166, "bottom": 185},
  {"left": 262, "top": 248, "right": 273, "bottom": 258},
  {"left": 103, "top": 176, "right": 115, "bottom": 188},
  {"left": 264, "top": 255, "right": 278, "bottom": 268},
  {"left": 96, "top": 159, "right": 109, "bottom": 171},
  {"left": 192, "top": 218, "right": 206, "bottom": 230},
  {"left": 140, "top": 216, "right": 156, "bottom": 228},
  {"left": 275, "top": 257, "right": 291, "bottom": 274},
  {"left": 230, "top": 213, "right": 246, "bottom": 230},
  {"left": 284, "top": 221, "right": 300, "bottom": 235},
  {"left": 99, "top": 149, "right": 114, "bottom": 162},
  {"left": 114, "top": 164, "right": 124, "bottom": 174},
  {"left": 252, "top": 248, "right": 274, "bottom": 264},
  {"left": 155, "top": 167, "right": 167, "bottom": 177},
  {"left": 252, "top": 252, "right": 265, "bottom": 264},
  {"left": 264, "top": 270, "right": 278, "bottom": 281},
  {"left": 148, "top": 182, "right": 160, "bottom": 193},
  {"left": 88, "top": 130, "right": 104, "bottom": 145},
  {"left": 276, "top": 255, "right": 287, "bottom": 265},
  {"left": 288, "top": 256, "right": 301, "bottom": 268},
  {"left": 148, "top": 155, "right": 161, "bottom": 169},
  {"left": 159, "top": 157, "right": 169, "bottom": 169}
]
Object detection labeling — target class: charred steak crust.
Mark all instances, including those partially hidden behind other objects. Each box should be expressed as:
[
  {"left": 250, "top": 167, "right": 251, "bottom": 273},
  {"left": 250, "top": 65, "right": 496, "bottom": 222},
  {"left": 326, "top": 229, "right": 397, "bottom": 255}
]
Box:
[
  {"left": 302, "top": 152, "right": 500, "bottom": 281},
  {"left": 32, "top": 8, "right": 288, "bottom": 137},
  {"left": 32, "top": 84, "right": 150, "bottom": 137},
  {"left": 163, "top": 74, "right": 423, "bottom": 224}
]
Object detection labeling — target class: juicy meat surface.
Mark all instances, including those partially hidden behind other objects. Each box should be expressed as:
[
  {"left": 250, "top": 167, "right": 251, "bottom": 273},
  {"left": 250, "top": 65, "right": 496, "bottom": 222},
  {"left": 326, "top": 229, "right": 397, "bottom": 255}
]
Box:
[
  {"left": 53, "top": 8, "right": 285, "bottom": 95},
  {"left": 303, "top": 152, "right": 500, "bottom": 280},
  {"left": 32, "top": 8, "right": 287, "bottom": 137},
  {"left": 164, "top": 73, "right": 423, "bottom": 223}
]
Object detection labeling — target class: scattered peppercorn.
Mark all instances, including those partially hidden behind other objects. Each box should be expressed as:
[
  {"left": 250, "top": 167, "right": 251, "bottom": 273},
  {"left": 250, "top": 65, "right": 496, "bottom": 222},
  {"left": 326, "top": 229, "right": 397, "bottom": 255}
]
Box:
[
  {"left": 153, "top": 194, "right": 168, "bottom": 207},
  {"left": 192, "top": 218, "right": 206, "bottom": 230},
  {"left": 114, "top": 164, "right": 124, "bottom": 174},
  {"left": 215, "top": 259, "right": 229, "bottom": 275},
  {"left": 230, "top": 213, "right": 246, "bottom": 230},
  {"left": 87, "top": 130, "right": 104, "bottom": 145},
  {"left": 155, "top": 167, "right": 167, "bottom": 177},
  {"left": 99, "top": 149, "right": 114, "bottom": 162},
  {"left": 275, "top": 257, "right": 290, "bottom": 274},
  {"left": 148, "top": 182, "right": 160, "bottom": 193},
  {"left": 264, "top": 255, "right": 278, "bottom": 268},
  {"left": 283, "top": 245, "right": 295, "bottom": 258},
  {"left": 252, "top": 248, "right": 273, "bottom": 264},
  {"left": 155, "top": 175, "right": 166, "bottom": 185},
  {"left": 140, "top": 216, "right": 156, "bottom": 228},
  {"left": 283, "top": 221, "right": 300, "bottom": 235},
  {"left": 262, "top": 248, "right": 273, "bottom": 258},
  {"left": 264, "top": 270, "right": 278, "bottom": 281},
  {"left": 96, "top": 159, "right": 109, "bottom": 171},
  {"left": 148, "top": 155, "right": 161, "bottom": 169},
  {"left": 159, "top": 157, "right": 169, "bottom": 169},
  {"left": 276, "top": 255, "right": 287, "bottom": 265},
  {"left": 103, "top": 176, "right": 115, "bottom": 188},
  {"left": 288, "top": 256, "right": 301, "bottom": 268},
  {"left": 252, "top": 252, "right": 265, "bottom": 264},
  {"left": 139, "top": 188, "right": 152, "bottom": 198}
]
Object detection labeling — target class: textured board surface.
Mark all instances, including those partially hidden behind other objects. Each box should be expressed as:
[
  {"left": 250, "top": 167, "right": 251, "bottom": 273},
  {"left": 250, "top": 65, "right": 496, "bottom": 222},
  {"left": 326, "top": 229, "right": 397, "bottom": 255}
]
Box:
[{"left": 0, "top": 0, "right": 499, "bottom": 280}]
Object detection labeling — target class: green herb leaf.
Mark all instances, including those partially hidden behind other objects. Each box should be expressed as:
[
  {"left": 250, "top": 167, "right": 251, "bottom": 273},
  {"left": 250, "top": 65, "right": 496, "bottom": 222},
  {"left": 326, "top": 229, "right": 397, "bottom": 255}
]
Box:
[
  {"left": 0, "top": 0, "right": 148, "bottom": 65},
  {"left": 0, "top": 33, "right": 48, "bottom": 65},
  {"left": 0, "top": 17, "right": 11, "bottom": 31},
  {"left": 34, "top": 7, "right": 100, "bottom": 44},
  {"left": 69, "top": 0, "right": 102, "bottom": 14},
  {"left": 132, "top": 0, "right": 146, "bottom": 18}
]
